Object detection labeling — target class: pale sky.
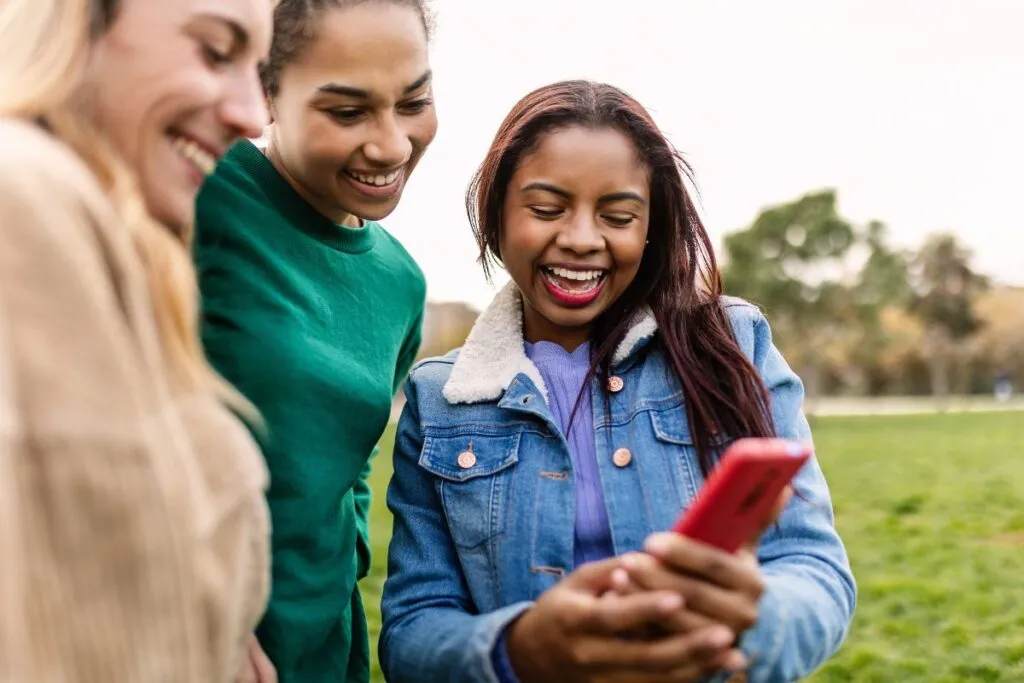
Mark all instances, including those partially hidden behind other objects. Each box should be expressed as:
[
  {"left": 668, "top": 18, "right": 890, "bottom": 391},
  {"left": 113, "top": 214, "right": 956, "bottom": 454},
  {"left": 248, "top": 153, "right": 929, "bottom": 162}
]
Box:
[{"left": 382, "top": 0, "right": 1024, "bottom": 310}]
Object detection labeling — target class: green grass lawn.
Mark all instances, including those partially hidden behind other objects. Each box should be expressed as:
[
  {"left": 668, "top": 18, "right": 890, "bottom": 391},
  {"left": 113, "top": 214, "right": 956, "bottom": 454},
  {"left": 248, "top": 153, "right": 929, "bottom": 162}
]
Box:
[{"left": 361, "top": 412, "right": 1024, "bottom": 682}]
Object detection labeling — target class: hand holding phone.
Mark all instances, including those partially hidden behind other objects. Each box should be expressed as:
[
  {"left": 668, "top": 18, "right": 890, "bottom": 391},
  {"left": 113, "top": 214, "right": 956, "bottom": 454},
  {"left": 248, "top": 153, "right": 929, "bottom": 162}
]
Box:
[{"left": 671, "top": 438, "right": 811, "bottom": 553}]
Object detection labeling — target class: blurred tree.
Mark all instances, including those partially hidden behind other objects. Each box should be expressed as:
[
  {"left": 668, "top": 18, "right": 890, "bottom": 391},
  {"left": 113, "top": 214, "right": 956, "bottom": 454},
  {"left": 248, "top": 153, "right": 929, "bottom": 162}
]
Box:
[
  {"left": 969, "top": 286, "right": 1024, "bottom": 390},
  {"left": 907, "top": 233, "right": 989, "bottom": 406},
  {"left": 846, "top": 221, "right": 913, "bottom": 394},
  {"left": 417, "top": 301, "right": 479, "bottom": 360},
  {"left": 722, "top": 189, "right": 857, "bottom": 409}
]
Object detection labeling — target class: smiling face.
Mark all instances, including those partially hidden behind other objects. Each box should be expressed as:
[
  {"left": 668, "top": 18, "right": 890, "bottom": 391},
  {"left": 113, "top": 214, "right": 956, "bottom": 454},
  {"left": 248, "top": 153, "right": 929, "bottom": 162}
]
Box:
[
  {"left": 265, "top": 2, "right": 438, "bottom": 227},
  {"left": 80, "top": 0, "right": 273, "bottom": 231},
  {"left": 499, "top": 125, "right": 651, "bottom": 351}
]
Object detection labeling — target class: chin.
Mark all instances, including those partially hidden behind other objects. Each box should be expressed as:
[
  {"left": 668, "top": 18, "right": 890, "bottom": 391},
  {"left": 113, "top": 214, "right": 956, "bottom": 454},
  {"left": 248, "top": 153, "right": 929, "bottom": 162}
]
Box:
[
  {"left": 356, "top": 197, "right": 403, "bottom": 221},
  {"left": 541, "top": 305, "right": 601, "bottom": 332}
]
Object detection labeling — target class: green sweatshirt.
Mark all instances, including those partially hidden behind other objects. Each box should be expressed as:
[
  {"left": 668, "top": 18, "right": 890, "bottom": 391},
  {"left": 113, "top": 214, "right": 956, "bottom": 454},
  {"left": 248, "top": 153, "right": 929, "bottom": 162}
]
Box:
[{"left": 194, "top": 140, "right": 425, "bottom": 683}]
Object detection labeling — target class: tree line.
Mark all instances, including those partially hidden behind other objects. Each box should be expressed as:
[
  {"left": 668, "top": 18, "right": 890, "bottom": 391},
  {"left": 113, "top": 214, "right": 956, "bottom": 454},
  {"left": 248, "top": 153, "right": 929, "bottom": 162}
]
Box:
[
  {"left": 722, "top": 189, "right": 1021, "bottom": 401},
  {"left": 417, "top": 188, "right": 1021, "bottom": 401}
]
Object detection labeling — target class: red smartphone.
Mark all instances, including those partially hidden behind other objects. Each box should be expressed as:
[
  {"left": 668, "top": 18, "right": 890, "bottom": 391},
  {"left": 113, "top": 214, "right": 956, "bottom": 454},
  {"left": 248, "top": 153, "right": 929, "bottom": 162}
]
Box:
[{"left": 671, "top": 438, "right": 812, "bottom": 553}]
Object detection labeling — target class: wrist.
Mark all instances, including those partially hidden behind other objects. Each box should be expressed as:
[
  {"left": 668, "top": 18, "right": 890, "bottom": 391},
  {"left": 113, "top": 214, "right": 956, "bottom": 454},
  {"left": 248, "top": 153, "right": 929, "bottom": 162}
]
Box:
[{"left": 505, "top": 609, "right": 544, "bottom": 682}]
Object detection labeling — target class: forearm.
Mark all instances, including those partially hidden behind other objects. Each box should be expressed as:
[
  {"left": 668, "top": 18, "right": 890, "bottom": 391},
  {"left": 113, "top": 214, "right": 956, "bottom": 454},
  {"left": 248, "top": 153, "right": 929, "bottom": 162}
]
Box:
[
  {"left": 709, "top": 558, "right": 855, "bottom": 683},
  {"left": 381, "top": 602, "right": 533, "bottom": 683}
]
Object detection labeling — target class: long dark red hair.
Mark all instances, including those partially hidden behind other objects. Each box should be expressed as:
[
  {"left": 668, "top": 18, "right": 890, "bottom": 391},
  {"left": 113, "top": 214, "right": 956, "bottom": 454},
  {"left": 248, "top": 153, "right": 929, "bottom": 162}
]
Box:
[{"left": 466, "top": 80, "right": 775, "bottom": 473}]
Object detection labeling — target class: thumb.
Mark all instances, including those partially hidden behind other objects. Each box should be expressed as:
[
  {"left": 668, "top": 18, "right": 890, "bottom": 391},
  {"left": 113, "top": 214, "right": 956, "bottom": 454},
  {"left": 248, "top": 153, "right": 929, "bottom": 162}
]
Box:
[{"left": 742, "top": 487, "right": 793, "bottom": 554}]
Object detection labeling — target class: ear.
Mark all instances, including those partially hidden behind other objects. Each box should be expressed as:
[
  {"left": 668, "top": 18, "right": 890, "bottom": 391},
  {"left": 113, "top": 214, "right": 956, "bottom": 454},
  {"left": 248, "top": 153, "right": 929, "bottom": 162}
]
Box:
[{"left": 266, "top": 95, "right": 276, "bottom": 124}]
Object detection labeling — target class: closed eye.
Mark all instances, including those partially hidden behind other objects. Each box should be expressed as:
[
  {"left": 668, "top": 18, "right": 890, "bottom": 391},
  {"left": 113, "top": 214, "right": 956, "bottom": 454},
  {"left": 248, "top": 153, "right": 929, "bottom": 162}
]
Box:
[
  {"left": 326, "top": 108, "right": 365, "bottom": 123},
  {"left": 603, "top": 213, "right": 636, "bottom": 227},
  {"left": 529, "top": 206, "right": 563, "bottom": 219},
  {"left": 399, "top": 98, "right": 433, "bottom": 115},
  {"left": 201, "top": 43, "right": 233, "bottom": 68}
]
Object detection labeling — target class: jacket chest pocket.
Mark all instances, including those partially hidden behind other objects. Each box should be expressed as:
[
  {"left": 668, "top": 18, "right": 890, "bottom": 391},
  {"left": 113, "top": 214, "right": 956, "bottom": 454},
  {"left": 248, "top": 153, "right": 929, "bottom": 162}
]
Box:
[
  {"left": 419, "top": 432, "right": 521, "bottom": 550},
  {"left": 647, "top": 404, "right": 734, "bottom": 504}
]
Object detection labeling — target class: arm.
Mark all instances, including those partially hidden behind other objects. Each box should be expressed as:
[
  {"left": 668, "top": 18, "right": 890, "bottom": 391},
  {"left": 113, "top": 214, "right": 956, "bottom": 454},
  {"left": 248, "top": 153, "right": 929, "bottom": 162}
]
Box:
[
  {"left": 0, "top": 140, "right": 196, "bottom": 681},
  {"left": 378, "top": 373, "right": 532, "bottom": 683},
  {"left": 719, "top": 308, "right": 857, "bottom": 682},
  {"left": 353, "top": 309, "right": 424, "bottom": 581}
]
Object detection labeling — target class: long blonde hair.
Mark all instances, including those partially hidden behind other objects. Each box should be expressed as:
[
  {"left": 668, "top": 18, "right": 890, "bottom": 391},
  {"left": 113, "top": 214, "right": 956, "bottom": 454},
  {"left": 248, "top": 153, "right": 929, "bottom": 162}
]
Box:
[{"left": 0, "top": 0, "right": 250, "bottom": 411}]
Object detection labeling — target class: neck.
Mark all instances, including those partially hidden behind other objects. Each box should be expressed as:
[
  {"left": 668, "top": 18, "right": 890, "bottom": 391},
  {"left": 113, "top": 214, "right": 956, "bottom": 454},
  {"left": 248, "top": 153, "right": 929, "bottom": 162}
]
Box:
[{"left": 523, "top": 308, "right": 591, "bottom": 353}]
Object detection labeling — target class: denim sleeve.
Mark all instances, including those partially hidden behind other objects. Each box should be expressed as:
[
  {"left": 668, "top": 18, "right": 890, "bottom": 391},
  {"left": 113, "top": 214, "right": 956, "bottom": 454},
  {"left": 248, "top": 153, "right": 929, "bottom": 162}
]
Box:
[
  {"left": 379, "top": 372, "right": 533, "bottom": 683},
  {"left": 490, "top": 630, "right": 522, "bottom": 683},
  {"left": 713, "top": 307, "right": 858, "bottom": 683}
]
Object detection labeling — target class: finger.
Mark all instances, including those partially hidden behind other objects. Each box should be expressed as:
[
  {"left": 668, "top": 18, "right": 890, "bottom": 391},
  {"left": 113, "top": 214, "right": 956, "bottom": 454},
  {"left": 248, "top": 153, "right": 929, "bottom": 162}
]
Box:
[
  {"left": 603, "top": 571, "right": 698, "bottom": 639},
  {"left": 653, "top": 606, "right": 717, "bottom": 634},
  {"left": 235, "top": 658, "right": 257, "bottom": 683},
  {"left": 567, "top": 557, "right": 633, "bottom": 593},
  {"left": 578, "top": 624, "right": 735, "bottom": 672},
  {"left": 710, "top": 647, "right": 749, "bottom": 673},
  {"left": 638, "top": 536, "right": 765, "bottom": 596},
  {"left": 250, "top": 640, "right": 277, "bottom": 683},
  {"left": 578, "top": 589, "right": 685, "bottom": 635},
  {"left": 622, "top": 554, "right": 759, "bottom": 633}
]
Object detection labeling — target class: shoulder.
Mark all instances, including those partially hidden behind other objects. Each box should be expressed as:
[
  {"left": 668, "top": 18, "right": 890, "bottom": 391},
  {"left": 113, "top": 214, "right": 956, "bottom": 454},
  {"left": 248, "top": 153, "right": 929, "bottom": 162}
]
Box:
[
  {"left": 0, "top": 119, "right": 108, "bottom": 210},
  {"left": 370, "top": 223, "right": 427, "bottom": 296},
  {"left": 0, "top": 119, "right": 116, "bottom": 265},
  {"left": 408, "top": 349, "right": 460, "bottom": 384},
  {"left": 399, "top": 350, "right": 464, "bottom": 419},
  {"left": 201, "top": 139, "right": 264, "bottom": 198},
  {"left": 718, "top": 296, "right": 774, "bottom": 360},
  {"left": 195, "top": 141, "right": 270, "bottom": 234}
]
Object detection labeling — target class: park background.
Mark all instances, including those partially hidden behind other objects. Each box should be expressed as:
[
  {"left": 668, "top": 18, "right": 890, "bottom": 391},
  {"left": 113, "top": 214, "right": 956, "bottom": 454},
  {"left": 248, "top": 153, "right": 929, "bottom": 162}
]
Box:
[{"left": 354, "top": 2, "right": 1024, "bottom": 680}]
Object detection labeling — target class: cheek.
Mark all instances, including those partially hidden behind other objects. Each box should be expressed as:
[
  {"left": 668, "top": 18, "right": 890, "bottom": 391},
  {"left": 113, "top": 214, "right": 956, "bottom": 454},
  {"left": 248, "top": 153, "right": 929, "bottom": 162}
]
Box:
[
  {"left": 499, "top": 216, "right": 547, "bottom": 278},
  {"left": 612, "top": 230, "right": 649, "bottom": 278},
  {"left": 408, "top": 111, "right": 439, "bottom": 150},
  {"left": 301, "top": 118, "right": 358, "bottom": 168}
]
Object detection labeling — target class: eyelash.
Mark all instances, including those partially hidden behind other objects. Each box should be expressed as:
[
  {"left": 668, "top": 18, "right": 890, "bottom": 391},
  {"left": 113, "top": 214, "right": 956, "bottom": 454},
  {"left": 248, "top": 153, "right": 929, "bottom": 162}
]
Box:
[
  {"left": 201, "top": 44, "right": 233, "bottom": 68},
  {"left": 399, "top": 98, "right": 433, "bottom": 114},
  {"left": 529, "top": 206, "right": 636, "bottom": 227},
  {"left": 604, "top": 214, "right": 635, "bottom": 227},
  {"left": 530, "top": 207, "right": 562, "bottom": 219},
  {"left": 326, "top": 99, "right": 433, "bottom": 124}
]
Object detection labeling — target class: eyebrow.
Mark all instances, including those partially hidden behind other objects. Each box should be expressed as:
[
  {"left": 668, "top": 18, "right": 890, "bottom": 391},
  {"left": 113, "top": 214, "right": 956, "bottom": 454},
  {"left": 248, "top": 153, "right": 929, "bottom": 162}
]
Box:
[
  {"left": 521, "top": 182, "right": 647, "bottom": 205},
  {"left": 198, "top": 14, "right": 250, "bottom": 52},
  {"left": 316, "top": 69, "right": 433, "bottom": 99}
]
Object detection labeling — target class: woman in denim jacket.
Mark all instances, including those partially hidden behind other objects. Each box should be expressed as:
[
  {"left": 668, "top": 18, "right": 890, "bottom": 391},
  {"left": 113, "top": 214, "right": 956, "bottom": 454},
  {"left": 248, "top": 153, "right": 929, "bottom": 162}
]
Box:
[{"left": 380, "top": 80, "right": 856, "bottom": 683}]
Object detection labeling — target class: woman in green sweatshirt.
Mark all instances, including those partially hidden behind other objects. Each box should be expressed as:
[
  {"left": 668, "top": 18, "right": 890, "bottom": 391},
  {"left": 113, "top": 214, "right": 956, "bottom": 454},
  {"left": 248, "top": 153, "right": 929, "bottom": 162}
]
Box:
[{"left": 193, "top": 1, "right": 437, "bottom": 681}]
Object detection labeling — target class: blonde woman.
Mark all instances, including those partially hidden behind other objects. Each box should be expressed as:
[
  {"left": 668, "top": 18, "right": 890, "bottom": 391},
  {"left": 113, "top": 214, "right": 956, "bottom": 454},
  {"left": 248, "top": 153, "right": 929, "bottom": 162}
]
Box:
[{"left": 0, "top": 0, "right": 275, "bottom": 681}]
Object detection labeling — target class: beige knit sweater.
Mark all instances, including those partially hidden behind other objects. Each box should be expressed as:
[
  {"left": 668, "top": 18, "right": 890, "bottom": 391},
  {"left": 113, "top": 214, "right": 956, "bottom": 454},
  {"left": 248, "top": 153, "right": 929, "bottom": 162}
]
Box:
[{"left": 0, "top": 119, "right": 270, "bottom": 682}]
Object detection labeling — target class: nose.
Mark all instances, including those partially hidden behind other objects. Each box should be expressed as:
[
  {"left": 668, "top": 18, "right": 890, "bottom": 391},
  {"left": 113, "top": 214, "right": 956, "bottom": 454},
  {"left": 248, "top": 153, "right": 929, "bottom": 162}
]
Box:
[
  {"left": 363, "top": 112, "right": 413, "bottom": 168},
  {"left": 219, "top": 70, "right": 269, "bottom": 141},
  {"left": 555, "top": 211, "right": 605, "bottom": 255}
]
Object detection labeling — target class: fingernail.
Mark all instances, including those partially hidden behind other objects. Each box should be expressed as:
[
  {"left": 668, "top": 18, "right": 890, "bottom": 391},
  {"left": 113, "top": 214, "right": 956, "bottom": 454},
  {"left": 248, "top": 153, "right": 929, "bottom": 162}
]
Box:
[
  {"left": 659, "top": 593, "right": 683, "bottom": 611},
  {"left": 620, "top": 553, "right": 638, "bottom": 569},
  {"left": 612, "top": 568, "right": 629, "bottom": 586},
  {"left": 645, "top": 535, "right": 670, "bottom": 556},
  {"left": 709, "top": 627, "right": 734, "bottom": 648},
  {"left": 725, "top": 650, "right": 749, "bottom": 671}
]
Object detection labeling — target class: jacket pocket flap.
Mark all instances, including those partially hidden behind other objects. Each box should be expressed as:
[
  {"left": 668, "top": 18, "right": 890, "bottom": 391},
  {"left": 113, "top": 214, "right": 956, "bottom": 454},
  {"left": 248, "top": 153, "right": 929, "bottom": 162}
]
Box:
[{"left": 419, "top": 432, "right": 521, "bottom": 483}]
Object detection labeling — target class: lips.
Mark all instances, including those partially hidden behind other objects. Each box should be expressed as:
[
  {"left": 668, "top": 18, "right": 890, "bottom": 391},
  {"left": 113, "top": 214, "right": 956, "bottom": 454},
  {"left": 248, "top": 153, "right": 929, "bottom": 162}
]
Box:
[
  {"left": 540, "top": 265, "right": 609, "bottom": 307},
  {"left": 342, "top": 167, "right": 405, "bottom": 200}
]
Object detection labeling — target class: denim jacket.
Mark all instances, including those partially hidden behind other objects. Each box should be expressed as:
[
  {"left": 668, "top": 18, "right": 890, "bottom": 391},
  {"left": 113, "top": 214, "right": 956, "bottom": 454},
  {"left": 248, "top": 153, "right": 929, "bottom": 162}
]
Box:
[{"left": 380, "top": 284, "right": 856, "bottom": 683}]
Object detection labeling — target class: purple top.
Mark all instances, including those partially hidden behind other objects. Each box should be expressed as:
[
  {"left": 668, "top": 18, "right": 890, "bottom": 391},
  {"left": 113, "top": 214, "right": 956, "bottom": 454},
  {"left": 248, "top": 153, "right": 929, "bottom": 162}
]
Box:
[
  {"left": 525, "top": 340, "right": 615, "bottom": 566},
  {"left": 492, "top": 341, "right": 615, "bottom": 681}
]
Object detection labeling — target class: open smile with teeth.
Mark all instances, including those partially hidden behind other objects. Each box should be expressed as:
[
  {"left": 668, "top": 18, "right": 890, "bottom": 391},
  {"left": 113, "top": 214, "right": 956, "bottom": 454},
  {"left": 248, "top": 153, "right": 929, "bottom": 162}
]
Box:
[
  {"left": 170, "top": 134, "right": 217, "bottom": 177},
  {"left": 345, "top": 168, "right": 403, "bottom": 187},
  {"left": 542, "top": 266, "right": 608, "bottom": 293}
]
